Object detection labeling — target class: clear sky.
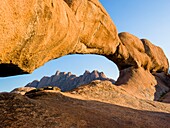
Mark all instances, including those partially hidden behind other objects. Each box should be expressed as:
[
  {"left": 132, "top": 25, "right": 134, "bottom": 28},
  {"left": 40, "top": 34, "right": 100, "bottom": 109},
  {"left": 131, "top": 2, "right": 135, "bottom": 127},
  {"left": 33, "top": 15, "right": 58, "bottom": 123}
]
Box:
[{"left": 0, "top": 0, "right": 169, "bottom": 92}]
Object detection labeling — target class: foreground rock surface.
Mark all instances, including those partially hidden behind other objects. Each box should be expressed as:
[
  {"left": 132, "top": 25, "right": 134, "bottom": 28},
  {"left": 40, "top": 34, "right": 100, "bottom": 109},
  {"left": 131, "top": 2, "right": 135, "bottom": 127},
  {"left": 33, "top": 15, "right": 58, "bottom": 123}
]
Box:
[{"left": 1, "top": 81, "right": 170, "bottom": 128}]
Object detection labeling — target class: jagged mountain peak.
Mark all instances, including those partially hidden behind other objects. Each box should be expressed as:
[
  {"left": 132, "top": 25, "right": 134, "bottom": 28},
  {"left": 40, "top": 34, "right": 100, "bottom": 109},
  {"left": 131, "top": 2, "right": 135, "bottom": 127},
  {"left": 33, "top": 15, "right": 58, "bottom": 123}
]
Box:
[
  {"left": 55, "top": 70, "right": 60, "bottom": 75},
  {"left": 26, "top": 70, "right": 115, "bottom": 91},
  {"left": 83, "top": 70, "right": 90, "bottom": 75}
]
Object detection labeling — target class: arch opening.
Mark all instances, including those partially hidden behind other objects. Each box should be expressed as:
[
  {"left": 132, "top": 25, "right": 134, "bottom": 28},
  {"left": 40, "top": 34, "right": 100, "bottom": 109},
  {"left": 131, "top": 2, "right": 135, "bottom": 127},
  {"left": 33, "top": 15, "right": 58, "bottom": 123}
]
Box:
[{"left": 0, "top": 54, "right": 119, "bottom": 92}]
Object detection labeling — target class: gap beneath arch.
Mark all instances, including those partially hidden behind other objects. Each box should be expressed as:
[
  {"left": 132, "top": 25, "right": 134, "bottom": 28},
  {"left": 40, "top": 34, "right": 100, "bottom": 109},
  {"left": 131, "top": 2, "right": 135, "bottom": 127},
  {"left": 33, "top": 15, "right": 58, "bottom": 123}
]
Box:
[{"left": 0, "top": 54, "right": 119, "bottom": 92}]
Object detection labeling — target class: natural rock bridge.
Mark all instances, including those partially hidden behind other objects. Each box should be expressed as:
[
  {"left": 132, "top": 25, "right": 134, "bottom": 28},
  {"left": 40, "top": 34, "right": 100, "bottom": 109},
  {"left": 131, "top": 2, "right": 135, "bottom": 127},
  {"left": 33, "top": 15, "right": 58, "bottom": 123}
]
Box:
[{"left": 0, "top": 0, "right": 170, "bottom": 100}]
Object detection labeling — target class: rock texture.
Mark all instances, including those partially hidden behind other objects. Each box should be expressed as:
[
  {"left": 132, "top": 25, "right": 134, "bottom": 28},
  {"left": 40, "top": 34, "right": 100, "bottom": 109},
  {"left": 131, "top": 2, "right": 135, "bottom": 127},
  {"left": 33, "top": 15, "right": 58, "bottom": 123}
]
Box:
[
  {"left": 1, "top": 82, "right": 170, "bottom": 128},
  {"left": 0, "top": 0, "right": 169, "bottom": 100},
  {"left": 0, "top": 1, "right": 170, "bottom": 127},
  {"left": 160, "top": 91, "right": 170, "bottom": 103},
  {"left": 11, "top": 87, "right": 36, "bottom": 95},
  {"left": 0, "top": 0, "right": 119, "bottom": 76},
  {"left": 0, "top": 0, "right": 168, "bottom": 76},
  {"left": 25, "top": 70, "right": 115, "bottom": 91}
]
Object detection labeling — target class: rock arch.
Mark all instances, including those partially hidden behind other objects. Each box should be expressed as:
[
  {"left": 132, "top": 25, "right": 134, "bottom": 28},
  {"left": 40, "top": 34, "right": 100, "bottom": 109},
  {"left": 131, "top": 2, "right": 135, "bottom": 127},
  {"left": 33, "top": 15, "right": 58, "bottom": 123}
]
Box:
[
  {"left": 0, "top": 0, "right": 169, "bottom": 100},
  {"left": 0, "top": 0, "right": 168, "bottom": 76}
]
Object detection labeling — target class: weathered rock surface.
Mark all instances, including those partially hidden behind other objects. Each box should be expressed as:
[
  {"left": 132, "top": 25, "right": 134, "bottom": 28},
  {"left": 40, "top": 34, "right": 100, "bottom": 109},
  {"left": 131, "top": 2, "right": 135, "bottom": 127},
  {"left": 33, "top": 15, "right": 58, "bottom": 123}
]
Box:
[
  {"left": 0, "top": 0, "right": 169, "bottom": 99},
  {"left": 0, "top": 0, "right": 119, "bottom": 76},
  {"left": 0, "top": 0, "right": 168, "bottom": 77},
  {"left": 25, "top": 70, "right": 115, "bottom": 91},
  {"left": 11, "top": 87, "right": 36, "bottom": 95},
  {"left": 0, "top": 0, "right": 169, "bottom": 100},
  {"left": 0, "top": 1, "right": 170, "bottom": 127},
  {"left": 1, "top": 82, "right": 170, "bottom": 128},
  {"left": 160, "top": 91, "right": 170, "bottom": 103},
  {"left": 68, "top": 80, "right": 170, "bottom": 112},
  {"left": 114, "top": 67, "right": 170, "bottom": 101}
]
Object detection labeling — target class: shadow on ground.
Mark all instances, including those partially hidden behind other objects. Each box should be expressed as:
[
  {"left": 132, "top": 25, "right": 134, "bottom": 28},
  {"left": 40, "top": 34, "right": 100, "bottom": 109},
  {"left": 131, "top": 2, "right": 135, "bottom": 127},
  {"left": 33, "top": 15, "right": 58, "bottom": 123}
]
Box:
[{"left": 0, "top": 92, "right": 170, "bottom": 128}]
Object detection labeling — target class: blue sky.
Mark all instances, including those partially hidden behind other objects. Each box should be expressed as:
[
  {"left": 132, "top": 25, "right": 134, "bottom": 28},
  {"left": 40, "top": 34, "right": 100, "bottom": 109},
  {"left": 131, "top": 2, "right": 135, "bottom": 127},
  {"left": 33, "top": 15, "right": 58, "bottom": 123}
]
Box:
[{"left": 0, "top": 0, "right": 170, "bottom": 92}]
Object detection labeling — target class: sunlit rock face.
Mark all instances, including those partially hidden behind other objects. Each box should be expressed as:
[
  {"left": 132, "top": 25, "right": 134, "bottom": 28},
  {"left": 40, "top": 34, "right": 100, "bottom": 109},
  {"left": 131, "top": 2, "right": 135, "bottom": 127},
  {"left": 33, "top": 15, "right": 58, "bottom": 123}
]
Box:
[
  {"left": 0, "top": 2, "right": 170, "bottom": 127},
  {"left": 0, "top": 0, "right": 119, "bottom": 76},
  {"left": 11, "top": 87, "right": 36, "bottom": 95},
  {"left": 0, "top": 0, "right": 169, "bottom": 101},
  {"left": 0, "top": 0, "right": 168, "bottom": 76}
]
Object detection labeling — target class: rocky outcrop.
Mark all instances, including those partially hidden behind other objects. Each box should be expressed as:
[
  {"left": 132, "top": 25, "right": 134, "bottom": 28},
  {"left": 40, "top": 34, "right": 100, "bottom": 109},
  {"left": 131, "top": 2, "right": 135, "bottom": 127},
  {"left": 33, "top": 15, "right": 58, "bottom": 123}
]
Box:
[
  {"left": 0, "top": 0, "right": 168, "bottom": 77},
  {"left": 11, "top": 87, "right": 36, "bottom": 95},
  {"left": 0, "top": 0, "right": 119, "bottom": 76},
  {"left": 0, "top": 0, "right": 169, "bottom": 101},
  {"left": 106, "top": 33, "right": 170, "bottom": 100},
  {"left": 26, "top": 70, "right": 115, "bottom": 91},
  {"left": 1, "top": 1, "right": 170, "bottom": 127}
]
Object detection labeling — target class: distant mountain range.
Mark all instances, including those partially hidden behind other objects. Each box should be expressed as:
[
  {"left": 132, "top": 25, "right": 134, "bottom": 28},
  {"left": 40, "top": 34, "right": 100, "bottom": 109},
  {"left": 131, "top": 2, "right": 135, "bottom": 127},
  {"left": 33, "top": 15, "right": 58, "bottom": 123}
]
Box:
[{"left": 26, "top": 70, "right": 115, "bottom": 91}]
